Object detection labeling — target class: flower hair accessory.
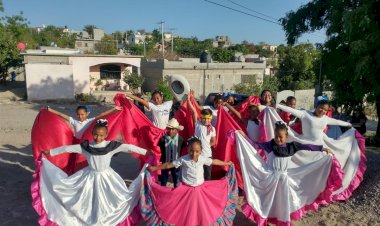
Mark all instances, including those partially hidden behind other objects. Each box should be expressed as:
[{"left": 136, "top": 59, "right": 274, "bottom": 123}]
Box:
[{"left": 96, "top": 119, "right": 108, "bottom": 126}]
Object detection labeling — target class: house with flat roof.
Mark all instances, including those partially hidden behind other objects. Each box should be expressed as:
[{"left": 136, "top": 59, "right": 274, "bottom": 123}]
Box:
[
  {"left": 23, "top": 49, "right": 142, "bottom": 101},
  {"left": 141, "top": 58, "right": 265, "bottom": 101}
]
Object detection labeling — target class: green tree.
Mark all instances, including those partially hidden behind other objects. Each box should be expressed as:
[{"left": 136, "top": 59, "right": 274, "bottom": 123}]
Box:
[
  {"left": 241, "top": 40, "right": 257, "bottom": 53},
  {"left": 156, "top": 77, "right": 173, "bottom": 101},
  {"left": 254, "top": 44, "right": 275, "bottom": 58},
  {"left": 84, "top": 24, "right": 97, "bottom": 39},
  {"left": 276, "top": 43, "right": 319, "bottom": 90},
  {"left": 228, "top": 43, "right": 250, "bottom": 55},
  {"left": 281, "top": 0, "right": 380, "bottom": 135},
  {"left": 36, "top": 25, "right": 76, "bottom": 48},
  {"left": 233, "top": 75, "right": 279, "bottom": 95},
  {"left": 210, "top": 47, "right": 234, "bottom": 63},
  {"left": 126, "top": 43, "right": 144, "bottom": 55},
  {"left": 95, "top": 35, "right": 117, "bottom": 55},
  {"left": 3, "top": 13, "right": 29, "bottom": 41},
  {"left": 174, "top": 37, "right": 213, "bottom": 58},
  {"left": 123, "top": 72, "right": 144, "bottom": 93},
  {"left": 126, "top": 30, "right": 134, "bottom": 37},
  {"left": 0, "top": 0, "right": 3, "bottom": 12},
  {"left": 0, "top": 26, "right": 23, "bottom": 82},
  {"left": 112, "top": 31, "right": 125, "bottom": 44},
  {"left": 151, "top": 29, "right": 161, "bottom": 43},
  {"left": 0, "top": 12, "right": 26, "bottom": 83}
]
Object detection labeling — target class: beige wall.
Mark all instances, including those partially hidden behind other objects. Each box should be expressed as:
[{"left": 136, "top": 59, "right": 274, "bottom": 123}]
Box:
[
  {"left": 25, "top": 64, "right": 75, "bottom": 100},
  {"left": 141, "top": 59, "right": 265, "bottom": 101}
]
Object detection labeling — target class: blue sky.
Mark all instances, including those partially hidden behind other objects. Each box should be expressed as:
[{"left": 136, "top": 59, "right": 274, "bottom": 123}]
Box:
[{"left": 1, "top": 0, "right": 325, "bottom": 45}]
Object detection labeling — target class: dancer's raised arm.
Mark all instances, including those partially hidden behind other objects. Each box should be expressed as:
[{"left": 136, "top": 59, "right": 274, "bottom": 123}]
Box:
[
  {"left": 115, "top": 143, "right": 148, "bottom": 155},
  {"left": 47, "top": 107, "right": 71, "bottom": 122},
  {"left": 187, "top": 93, "right": 198, "bottom": 123},
  {"left": 276, "top": 104, "right": 305, "bottom": 118},
  {"left": 95, "top": 106, "right": 122, "bottom": 120},
  {"left": 48, "top": 144, "right": 82, "bottom": 156},
  {"left": 325, "top": 117, "right": 352, "bottom": 127},
  {"left": 225, "top": 102, "right": 246, "bottom": 123},
  {"left": 125, "top": 93, "right": 150, "bottom": 108}
]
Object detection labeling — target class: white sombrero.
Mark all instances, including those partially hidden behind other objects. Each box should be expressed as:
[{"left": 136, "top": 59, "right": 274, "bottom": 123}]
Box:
[
  {"left": 168, "top": 75, "right": 190, "bottom": 101},
  {"left": 166, "top": 118, "right": 184, "bottom": 131}
]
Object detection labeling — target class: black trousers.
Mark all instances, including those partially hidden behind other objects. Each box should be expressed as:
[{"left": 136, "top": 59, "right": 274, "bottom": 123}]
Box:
[
  {"left": 161, "top": 168, "right": 180, "bottom": 187},
  {"left": 203, "top": 165, "right": 212, "bottom": 181}
]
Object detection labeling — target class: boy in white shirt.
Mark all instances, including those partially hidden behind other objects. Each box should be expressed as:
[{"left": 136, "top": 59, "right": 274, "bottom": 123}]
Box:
[
  {"left": 126, "top": 91, "right": 173, "bottom": 130},
  {"left": 148, "top": 137, "right": 231, "bottom": 187},
  {"left": 187, "top": 93, "right": 216, "bottom": 180}
]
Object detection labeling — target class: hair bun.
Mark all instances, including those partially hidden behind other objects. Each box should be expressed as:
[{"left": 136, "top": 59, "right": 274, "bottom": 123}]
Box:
[
  {"left": 274, "top": 121, "right": 288, "bottom": 131},
  {"left": 275, "top": 121, "right": 284, "bottom": 126},
  {"left": 187, "top": 136, "right": 200, "bottom": 145},
  {"left": 96, "top": 119, "right": 108, "bottom": 126}
]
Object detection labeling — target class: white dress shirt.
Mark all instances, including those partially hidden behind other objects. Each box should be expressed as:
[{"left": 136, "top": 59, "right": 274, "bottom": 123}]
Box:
[
  {"left": 194, "top": 121, "right": 216, "bottom": 158},
  {"left": 172, "top": 155, "right": 213, "bottom": 186},
  {"left": 69, "top": 117, "right": 95, "bottom": 139},
  {"left": 147, "top": 101, "right": 173, "bottom": 129}
]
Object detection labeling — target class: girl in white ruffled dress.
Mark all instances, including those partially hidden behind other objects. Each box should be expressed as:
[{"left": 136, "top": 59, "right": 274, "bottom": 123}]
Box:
[{"left": 32, "top": 119, "right": 150, "bottom": 226}]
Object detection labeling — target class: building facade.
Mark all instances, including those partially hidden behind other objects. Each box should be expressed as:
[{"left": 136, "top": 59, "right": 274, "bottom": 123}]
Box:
[
  {"left": 23, "top": 51, "right": 142, "bottom": 101},
  {"left": 141, "top": 59, "right": 265, "bottom": 101},
  {"left": 213, "top": 36, "right": 232, "bottom": 48}
]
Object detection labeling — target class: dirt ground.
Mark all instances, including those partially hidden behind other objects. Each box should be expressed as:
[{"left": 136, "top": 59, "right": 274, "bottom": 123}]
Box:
[{"left": 0, "top": 91, "right": 379, "bottom": 225}]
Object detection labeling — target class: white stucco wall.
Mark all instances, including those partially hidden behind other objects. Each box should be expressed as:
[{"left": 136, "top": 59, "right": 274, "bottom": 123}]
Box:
[
  {"left": 25, "top": 64, "right": 74, "bottom": 100},
  {"left": 70, "top": 56, "right": 141, "bottom": 94}
]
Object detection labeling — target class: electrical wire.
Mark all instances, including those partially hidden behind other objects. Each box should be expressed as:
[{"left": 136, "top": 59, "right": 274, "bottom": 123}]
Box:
[
  {"left": 204, "top": 0, "right": 281, "bottom": 25},
  {"left": 204, "top": 0, "right": 326, "bottom": 39},
  {"left": 226, "top": 0, "right": 279, "bottom": 21}
]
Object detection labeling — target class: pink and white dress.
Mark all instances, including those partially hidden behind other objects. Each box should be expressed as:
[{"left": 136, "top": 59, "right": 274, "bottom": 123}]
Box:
[
  {"left": 274, "top": 105, "right": 366, "bottom": 200},
  {"left": 31, "top": 140, "right": 147, "bottom": 226},
  {"left": 234, "top": 132, "right": 344, "bottom": 226},
  {"left": 139, "top": 158, "right": 238, "bottom": 226}
]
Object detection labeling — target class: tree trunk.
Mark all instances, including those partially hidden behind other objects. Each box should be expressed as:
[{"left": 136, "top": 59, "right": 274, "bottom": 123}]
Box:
[{"left": 376, "top": 94, "right": 380, "bottom": 137}]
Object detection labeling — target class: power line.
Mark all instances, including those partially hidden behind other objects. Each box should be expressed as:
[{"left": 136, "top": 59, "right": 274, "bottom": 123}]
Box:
[
  {"left": 204, "top": 0, "right": 326, "bottom": 39},
  {"left": 226, "top": 0, "right": 278, "bottom": 21},
  {"left": 204, "top": 0, "right": 281, "bottom": 25},
  {"left": 226, "top": 0, "right": 326, "bottom": 37}
]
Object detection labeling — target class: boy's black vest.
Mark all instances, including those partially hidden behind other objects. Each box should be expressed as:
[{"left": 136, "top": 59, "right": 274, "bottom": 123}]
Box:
[{"left": 158, "top": 135, "right": 185, "bottom": 163}]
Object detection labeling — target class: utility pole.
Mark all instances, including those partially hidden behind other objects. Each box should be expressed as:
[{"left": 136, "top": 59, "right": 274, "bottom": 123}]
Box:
[
  {"left": 157, "top": 21, "right": 165, "bottom": 58},
  {"left": 169, "top": 28, "right": 176, "bottom": 54},
  {"left": 139, "top": 29, "right": 146, "bottom": 57},
  {"left": 315, "top": 43, "right": 324, "bottom": 97}
]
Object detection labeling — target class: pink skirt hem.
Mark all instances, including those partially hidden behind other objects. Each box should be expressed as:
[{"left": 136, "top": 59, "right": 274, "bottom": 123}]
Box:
[
  {"left": 242, "top": 156, "right": 344, "bottom": 225},
  {"left": 31, "top": 157, "right": 141, "bottom": 226}
]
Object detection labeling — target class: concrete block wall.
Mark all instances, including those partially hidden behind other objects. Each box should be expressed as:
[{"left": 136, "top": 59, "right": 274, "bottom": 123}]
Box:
[{"left": 141, "top": 59, "right": 265, "bottom": 101}]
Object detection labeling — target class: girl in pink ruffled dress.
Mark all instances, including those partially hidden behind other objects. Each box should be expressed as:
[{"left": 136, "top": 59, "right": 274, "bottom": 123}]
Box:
[{"left": 140, "top": 137, "right": 238, "bottom": 226}]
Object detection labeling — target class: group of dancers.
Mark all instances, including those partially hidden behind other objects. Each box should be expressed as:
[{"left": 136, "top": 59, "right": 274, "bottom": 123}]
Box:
[{"left": 31, "top": 89, "right": 366, "bottom": 226}]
